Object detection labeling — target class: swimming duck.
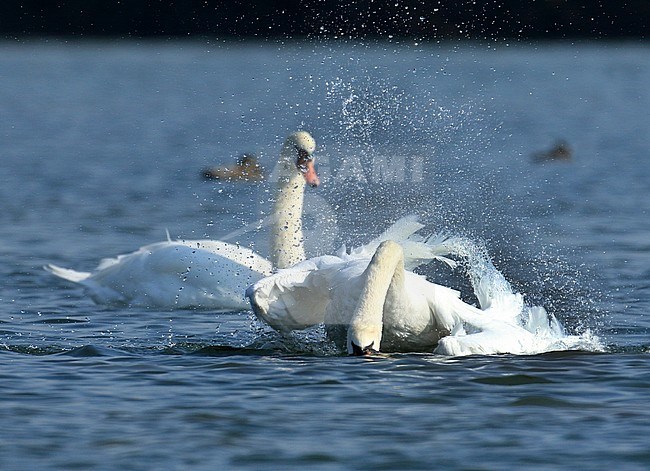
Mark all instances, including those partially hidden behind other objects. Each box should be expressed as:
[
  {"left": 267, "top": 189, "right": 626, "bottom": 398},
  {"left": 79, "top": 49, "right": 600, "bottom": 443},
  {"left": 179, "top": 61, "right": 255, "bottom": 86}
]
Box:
[
  {"left": 532, "top": 140, "right": 572, "bottom": 163},
  {"left": 202, "top": 153, "right": 265, "bottom": 181}
]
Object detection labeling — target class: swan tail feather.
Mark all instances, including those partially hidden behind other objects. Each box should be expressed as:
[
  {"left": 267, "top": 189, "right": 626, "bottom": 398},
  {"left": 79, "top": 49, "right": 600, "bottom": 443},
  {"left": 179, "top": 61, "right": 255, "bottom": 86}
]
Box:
[
  {"left": 347, "top": 214, "right": 458, "bottom": 270},
  {"left": 44, "top": 264, "right": 92, "bottom": 283},
  {"left": 400, "top": 233, "right": 459, "bottom": 270},
  {"left": 350, "top": 214, "right": 424, "bottom": 258}
]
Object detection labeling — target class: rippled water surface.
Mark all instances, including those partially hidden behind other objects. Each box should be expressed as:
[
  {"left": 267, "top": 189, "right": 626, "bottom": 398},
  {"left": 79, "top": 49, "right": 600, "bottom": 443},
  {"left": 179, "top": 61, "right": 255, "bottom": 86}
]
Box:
[{"left": 1, "top": 40, "right": 649, "bottom": 469}]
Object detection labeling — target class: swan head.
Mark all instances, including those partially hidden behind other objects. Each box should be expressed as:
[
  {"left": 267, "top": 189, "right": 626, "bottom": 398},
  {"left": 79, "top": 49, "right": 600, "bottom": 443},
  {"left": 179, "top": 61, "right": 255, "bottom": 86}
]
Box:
[
  {"left": 348, "top": 323, "right": 382, "bottom": 356},
  {"left": 280, "top": 131, "right": 320, "bottom": 187}
]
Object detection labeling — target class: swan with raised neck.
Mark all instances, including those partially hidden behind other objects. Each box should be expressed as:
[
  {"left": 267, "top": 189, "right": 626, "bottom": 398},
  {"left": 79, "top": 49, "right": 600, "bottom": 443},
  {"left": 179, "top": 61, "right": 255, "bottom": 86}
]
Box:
[{"left": 44, "top": 131, "right": 319, "bottom": 309}]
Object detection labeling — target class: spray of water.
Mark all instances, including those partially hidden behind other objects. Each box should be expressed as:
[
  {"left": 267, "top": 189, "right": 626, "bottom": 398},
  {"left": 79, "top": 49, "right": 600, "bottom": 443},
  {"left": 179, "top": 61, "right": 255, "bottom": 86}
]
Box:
[{"left": 250, "top": 75, "right": 605, "bottom": 355}]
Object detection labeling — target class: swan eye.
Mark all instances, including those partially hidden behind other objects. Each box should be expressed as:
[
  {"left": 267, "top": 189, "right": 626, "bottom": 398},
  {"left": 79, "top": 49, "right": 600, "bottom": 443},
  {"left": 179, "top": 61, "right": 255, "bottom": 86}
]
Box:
[
  {"left": 295, "top": 147, "right": 314, "bottom": 172},
  {"left": 295, "top": 147, "right": 312, "bottom": 160}
]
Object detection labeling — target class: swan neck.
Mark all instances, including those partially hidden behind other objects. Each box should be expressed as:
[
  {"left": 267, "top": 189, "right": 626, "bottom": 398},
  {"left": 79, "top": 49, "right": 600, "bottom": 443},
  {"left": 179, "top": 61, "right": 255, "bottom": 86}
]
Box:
[
  {"left": 270, "top": 170, "right": 306, "bottom": 269},
  {"left": 347, "top": 241, "right": 405, "bottom": 353}
]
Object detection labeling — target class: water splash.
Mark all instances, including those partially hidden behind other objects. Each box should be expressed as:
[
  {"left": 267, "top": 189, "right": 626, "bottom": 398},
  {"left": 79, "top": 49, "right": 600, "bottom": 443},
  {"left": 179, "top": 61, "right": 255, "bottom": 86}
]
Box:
[
  {"left": 324, "top": 76, "right": 488, "bottom": 171},
  {"left": 314, "top": 76, "right": 606, "bottom": 355},
  {"left": 434, "top": 234, "right": 604, "bottom": 356},
  {"left": 248, "top": 318, "right": 339, "bottom": 356}
]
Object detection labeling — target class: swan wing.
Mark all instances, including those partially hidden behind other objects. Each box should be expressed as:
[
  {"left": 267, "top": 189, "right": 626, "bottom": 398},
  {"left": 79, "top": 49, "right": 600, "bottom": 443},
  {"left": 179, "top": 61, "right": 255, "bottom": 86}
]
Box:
[
  {"left": 345, "top": 214, "right": 423, "bottom": 259},
  {"left": 247, "top": 216, "right": 456, "bottom": 334},
  {"left": 344, "top": 215, "right": 457, "bottom": 270},
  {"left": 246, "top": 254, "right": 358, "bottom": 332},
  {"left": 429, "top": 282, "right": 554, "bottom": 356}
]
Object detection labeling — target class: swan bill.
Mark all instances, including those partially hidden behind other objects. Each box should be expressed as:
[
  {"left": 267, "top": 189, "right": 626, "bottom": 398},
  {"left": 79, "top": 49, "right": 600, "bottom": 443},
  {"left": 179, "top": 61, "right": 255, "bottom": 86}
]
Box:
[
  {"left": 301, "top": 159, "right": 320, "bottom": 187},
  {"left": 295, "top": 147, "right": 319, "bottom": 187},
  {"left": 350, "top": 341, "right": 379, "bottom": 356}
]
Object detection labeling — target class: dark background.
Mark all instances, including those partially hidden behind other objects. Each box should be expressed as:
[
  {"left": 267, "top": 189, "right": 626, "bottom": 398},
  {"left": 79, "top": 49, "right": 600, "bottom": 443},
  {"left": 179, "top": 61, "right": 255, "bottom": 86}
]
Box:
[{"left": 1, "top": 0, "right": 648, "bottom": 40}]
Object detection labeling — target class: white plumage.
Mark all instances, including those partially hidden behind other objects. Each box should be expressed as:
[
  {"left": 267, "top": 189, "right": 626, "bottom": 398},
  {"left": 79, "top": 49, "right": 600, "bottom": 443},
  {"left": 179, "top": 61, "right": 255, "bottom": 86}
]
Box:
[
  {"left": 46, "top": 239, "right": 272, "bottom": 310},
  {"left": 247, "top": 216, "right": 470, "bottom": 351}
]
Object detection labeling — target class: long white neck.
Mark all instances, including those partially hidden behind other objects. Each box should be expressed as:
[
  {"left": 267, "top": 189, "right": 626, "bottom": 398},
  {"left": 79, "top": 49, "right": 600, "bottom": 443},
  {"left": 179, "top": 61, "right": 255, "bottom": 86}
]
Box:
[
  {"left": 347, "top": 240, "right": 406, "bottom": 354},
  {"left": 270, "top": 162, "right": 307, "bottom": 269}
]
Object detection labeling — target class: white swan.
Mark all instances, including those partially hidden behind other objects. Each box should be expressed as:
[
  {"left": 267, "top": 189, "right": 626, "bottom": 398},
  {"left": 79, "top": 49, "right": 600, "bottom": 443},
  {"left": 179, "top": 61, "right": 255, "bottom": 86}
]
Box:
[
  {"left": 247, "top": 216, "right": 466, "bottom": 349},
  {"left": 45, "top": 131, "right": 320, "bottom": 310},
  {"left": 248, "top": 232, "right": 568, "bottom": 356}
]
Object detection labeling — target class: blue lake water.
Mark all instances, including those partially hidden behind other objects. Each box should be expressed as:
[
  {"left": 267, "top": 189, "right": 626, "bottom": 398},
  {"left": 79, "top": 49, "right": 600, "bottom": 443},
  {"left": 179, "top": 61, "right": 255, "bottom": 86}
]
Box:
[{"left": 1, "top": 39, "right": 649, "bottom": 469}]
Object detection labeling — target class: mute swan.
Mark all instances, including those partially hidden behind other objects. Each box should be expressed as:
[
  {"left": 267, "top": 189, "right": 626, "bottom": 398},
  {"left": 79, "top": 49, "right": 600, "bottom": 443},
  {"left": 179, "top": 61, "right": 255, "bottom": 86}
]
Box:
[
  {"left": 45, "top": 131, "right": 319, "bottom": 310},
  {"left": 248, "top": 235, "right": 565, "bottom": 356},
  {"left": 247, "top": 216, "right": 466, "bottom": 349}
]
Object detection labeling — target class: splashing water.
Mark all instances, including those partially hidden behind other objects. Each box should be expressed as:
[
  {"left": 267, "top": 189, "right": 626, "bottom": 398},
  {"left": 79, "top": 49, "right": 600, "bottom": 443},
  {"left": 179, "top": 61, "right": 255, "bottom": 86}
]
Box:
[
  {"left": 257, "top": 75, "right": 607, "bottom": 357},
  {"left": 433, "top": 235, "right": 604, "bottom": 356},
  {"left": 323, "top": 76, "right": 483, "bottom": 173}
]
